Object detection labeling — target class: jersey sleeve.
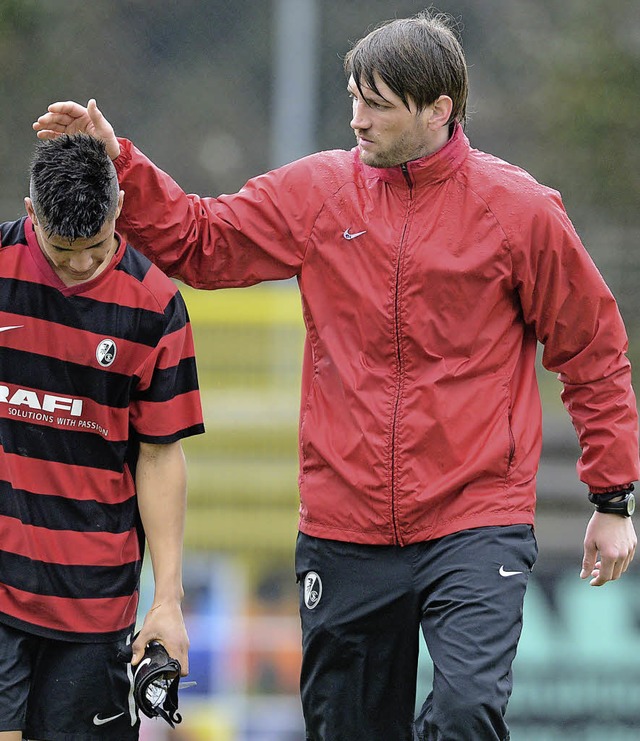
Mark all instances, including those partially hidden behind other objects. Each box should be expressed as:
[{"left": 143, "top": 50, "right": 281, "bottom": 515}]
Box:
[
  {"left": 130, "top": 290, "right": 205, "bottom": 443},
  {"left": 0, "top": 218, "right": 28, "bottom": 249}
]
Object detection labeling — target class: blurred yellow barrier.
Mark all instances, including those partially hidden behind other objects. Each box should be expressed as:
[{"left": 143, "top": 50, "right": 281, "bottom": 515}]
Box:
[
  {"left": 178, "top": 283, "right": 304, "bottom": 554},
  {"left": 180, "top": 283, "right": 303, "bottom": 326}
]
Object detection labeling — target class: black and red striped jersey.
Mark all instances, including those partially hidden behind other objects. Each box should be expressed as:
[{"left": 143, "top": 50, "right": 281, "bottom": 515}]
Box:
[{"left": 0, "top": 216, "right": 205, "bottom": 642}]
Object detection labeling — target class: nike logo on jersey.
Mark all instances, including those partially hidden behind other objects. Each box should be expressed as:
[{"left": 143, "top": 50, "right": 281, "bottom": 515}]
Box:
[
  {"left": 0, "top": 325, "right": 23, "bottom": 333},
  {"left": 343, "top": 228, "right": 367, "bottom": 240},
  {"left": 499, "top": 565, "right": 523, "bottom": 577},
  {"left": 93, "top": 712, "right": 125, "bottom": 726}
]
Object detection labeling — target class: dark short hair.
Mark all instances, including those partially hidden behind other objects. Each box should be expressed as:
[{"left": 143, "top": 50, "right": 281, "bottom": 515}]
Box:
[
  {"left": 29, "top": 133, "right": 119, "bottom": 241},
  {"left": 344, "top": 10, "right": 468, "bottom": 126}
]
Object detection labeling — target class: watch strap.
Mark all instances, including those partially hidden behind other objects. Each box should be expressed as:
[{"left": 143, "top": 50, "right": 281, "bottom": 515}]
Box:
[
  {"left": 589, "top": 485, "right": 635, "bottom": 517},
  {"left": 589, "top": 484, "right": 634, "bottom": 503}
]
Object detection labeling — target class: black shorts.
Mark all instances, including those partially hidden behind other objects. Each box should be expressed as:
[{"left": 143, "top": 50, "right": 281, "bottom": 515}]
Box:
[{"left": 0, "top": 622, "right": 140, "bottom": 740}]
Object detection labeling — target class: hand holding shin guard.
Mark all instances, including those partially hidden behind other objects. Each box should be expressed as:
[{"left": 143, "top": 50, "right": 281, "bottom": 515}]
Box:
[{"left": 133, "top": 640, "right": 182, "bottom": 727}]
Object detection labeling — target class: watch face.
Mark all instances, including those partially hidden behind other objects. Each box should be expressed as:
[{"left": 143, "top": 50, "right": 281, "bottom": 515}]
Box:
[{"left": 627, "top": 493, "right": 636, "bottom": 516}]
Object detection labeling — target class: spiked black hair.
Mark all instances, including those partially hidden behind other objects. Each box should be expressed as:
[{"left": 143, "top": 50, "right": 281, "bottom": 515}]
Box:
[{"left": 29, "top": 133, "right": 119, "bottom": 241}]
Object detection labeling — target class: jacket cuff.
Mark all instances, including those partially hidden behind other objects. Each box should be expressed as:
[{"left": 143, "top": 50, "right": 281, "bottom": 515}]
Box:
[
  {"left": 114, "top": 137, "right": 133, "bottom": 176},
  {"left": 588, "top": 483, "right": 634, "bottom": 495}
]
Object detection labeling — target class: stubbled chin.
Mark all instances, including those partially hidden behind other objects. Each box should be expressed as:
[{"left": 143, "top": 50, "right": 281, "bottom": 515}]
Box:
[
  {"left": 357, "top": 147, "right": 376, "bottom": 165},
  {"left": 359, "top": 151, "right": 386, "bottom": 168}
]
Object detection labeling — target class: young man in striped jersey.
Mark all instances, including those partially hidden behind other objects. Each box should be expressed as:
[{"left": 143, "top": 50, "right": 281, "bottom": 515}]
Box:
[{"left": 0, "top": 134, "right": 204, "bottom": 740}]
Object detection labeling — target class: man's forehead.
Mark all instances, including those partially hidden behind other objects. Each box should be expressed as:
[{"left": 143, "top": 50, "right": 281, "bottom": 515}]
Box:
[
  {"left": 348, "top": 73, "right": 388, "bottom": 100},
  {"left": 44, "top": 230, "right": 109, "bottom": 251}
]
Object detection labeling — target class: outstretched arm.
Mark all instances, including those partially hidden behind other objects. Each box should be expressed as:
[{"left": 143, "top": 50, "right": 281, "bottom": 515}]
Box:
[
  {"left": 132, "top": 440, "right": 189, "bottom": 675},
  {"left": 33, "top": 99, "right": 121, "bottom": 160},
  {"left": 34, "top": 98, "right": 311, "bottom": 288}
]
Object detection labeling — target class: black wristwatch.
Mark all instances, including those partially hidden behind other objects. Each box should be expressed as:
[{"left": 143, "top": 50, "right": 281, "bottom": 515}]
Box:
[{"left": 588, "top": 486, "right": 636, "bottom": 517}]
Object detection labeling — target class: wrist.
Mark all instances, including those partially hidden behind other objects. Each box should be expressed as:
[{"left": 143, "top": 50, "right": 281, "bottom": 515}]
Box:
[
  {"left": 113, "top": 137, "right": 131, "bottom": 171},
  {"left": 589, "top": 484, "right": 635, "bottom": 517},
  {"left": 151, "top": 589, "right": 184, "bottom": 606},
  {"left": 107, "top": 141, "right": 121, "bottom": 160}
]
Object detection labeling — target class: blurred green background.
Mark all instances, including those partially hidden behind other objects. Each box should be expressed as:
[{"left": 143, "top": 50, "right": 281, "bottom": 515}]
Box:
[{"left": 2, "top": 1, "right": 639, "bottom": 738}]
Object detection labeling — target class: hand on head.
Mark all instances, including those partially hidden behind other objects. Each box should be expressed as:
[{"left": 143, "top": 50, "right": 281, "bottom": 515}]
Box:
[{"left": 33, "top": 99, "right": 120, "bottom": 160}]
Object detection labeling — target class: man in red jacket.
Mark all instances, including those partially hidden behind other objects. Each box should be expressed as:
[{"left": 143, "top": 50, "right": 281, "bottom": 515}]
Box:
[{"left": 34, "top": 10, "right": 638, "bottom": 741}]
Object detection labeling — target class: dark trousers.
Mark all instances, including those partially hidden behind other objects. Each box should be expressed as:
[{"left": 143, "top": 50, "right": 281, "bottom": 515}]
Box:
[{"left": 295, "top": 525, "right": 537, "bottom": 741}]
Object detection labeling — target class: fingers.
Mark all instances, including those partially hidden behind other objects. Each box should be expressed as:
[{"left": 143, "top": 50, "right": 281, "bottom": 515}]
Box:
[
  {"left": 588, "top": 561, "right": 619, "bottom": 587},
  {"left": 589, "top": 559, "right": 613, "bottom": 587},
  {"left": 33, "top": 115, "right": 79, "bottom": 131},
  {"left": 131, "top": 634, "right": 190, "bottom": 674},
  {"left": 32, "top": 102, "right": 89, "bottom": 139},
  {"left": 159, "top": 636, "right": 190, "bottom": 676},
  {"left": 48, "top": 100, "right": 88, "bottom": 114},
  {"left": 32, "top": 124, "right": 71, "bottom": 142},
  {"left": 583, "top": 546, "right": 635, "bottom": 586},
  {"left": 33, "top": 101, "right": 86, "bottom": 125}
]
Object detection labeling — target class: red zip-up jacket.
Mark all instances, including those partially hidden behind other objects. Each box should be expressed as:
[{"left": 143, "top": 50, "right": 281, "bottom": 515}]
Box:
[{"left": 114, "top": 125, "right": 639, "bottom": 546}]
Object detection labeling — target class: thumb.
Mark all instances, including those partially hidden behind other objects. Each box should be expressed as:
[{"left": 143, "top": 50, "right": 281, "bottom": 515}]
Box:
[
  {"left": 131, "top": 636, "right": 146, "bottom": 667},
  {"left": 580, "top": 542, "right": 597, "bottom": 579},
  {"left": 86, "top": 98, "right": 120, "bottom": 159},
  {"left": 87, "top": 98, "right": 102, "bottom": 124}
]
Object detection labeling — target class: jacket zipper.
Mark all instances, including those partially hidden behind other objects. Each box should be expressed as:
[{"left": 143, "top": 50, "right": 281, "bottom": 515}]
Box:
[{"left": 390, "top": 164, "right": 414, "bottom": 544}]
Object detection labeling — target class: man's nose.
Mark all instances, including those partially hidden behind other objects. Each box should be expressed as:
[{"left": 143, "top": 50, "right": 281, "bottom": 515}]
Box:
[
  {"left": 350, "top": 100, "right": 370, "bottom": 131},
  {"left": 69, "top": 251, "right": 93, "bottom": 272}
]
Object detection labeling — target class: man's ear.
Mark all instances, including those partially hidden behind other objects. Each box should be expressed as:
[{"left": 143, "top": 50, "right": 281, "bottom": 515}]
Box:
[
  {"left": 24, "top": 197, "right": 38, "bottom": 224},
  {"left": 428, "top": 95, "right": 454, "bottom": 131},
  {"left": 115, "top": 189, "right": 125, "bottom": 220}
]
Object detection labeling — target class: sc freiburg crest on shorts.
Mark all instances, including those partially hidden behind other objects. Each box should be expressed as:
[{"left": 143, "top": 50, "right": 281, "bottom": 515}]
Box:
[
  {"left": 304, "top": 571, "right": 322, "bottom": 609},
  {"left": 96, "top": 339, "right": 117, "bottom": 367}
]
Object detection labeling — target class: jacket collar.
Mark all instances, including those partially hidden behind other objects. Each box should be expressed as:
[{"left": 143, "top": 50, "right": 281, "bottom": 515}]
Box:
[{"left": 356, "top": 122, "right": 469, "bottom": 187}]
